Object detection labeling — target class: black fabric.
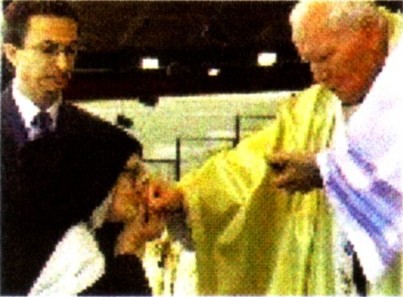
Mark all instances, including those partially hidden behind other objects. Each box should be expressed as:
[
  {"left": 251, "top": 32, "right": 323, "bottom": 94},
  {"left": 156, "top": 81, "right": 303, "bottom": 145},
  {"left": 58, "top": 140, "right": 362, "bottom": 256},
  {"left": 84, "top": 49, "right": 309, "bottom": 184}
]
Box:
[
  {"left": 1, "top": 86, "right": 150, "bottom": 295},
  {"left": 82, "top": 223, "right": 151, "bottom": 296},
  {"left": 353, "top": 251, "right": 367, "bottom": 296},
  {"left": 31, "top": 111, "right": 53, "bottom": 138}
]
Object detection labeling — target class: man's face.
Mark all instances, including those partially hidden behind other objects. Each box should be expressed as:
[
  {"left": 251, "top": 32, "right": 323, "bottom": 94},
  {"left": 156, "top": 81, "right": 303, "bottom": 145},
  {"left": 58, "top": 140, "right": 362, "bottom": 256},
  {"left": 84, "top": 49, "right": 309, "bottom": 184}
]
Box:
[
  {"left": 7, "top": 15, "right": 78, "bottom": 107},
  {"left": 294, "top": 19, "right": 386, "bottom": 104}
]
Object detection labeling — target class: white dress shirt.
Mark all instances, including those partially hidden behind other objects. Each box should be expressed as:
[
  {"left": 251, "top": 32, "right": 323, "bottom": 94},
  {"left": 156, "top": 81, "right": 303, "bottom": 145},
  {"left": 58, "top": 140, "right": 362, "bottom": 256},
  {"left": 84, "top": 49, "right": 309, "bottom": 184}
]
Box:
[{"left": 12, "top": 79, "right": 61, "bottom": 140}]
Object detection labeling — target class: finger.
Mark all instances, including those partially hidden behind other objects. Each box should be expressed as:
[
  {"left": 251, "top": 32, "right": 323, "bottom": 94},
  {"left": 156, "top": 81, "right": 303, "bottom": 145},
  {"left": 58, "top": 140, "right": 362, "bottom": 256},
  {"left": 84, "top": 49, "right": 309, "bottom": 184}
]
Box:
[
  {"left": 274, "top": 170, "right": 313, "bottom": 194},
  {"left": 272, "top": 169, "right": 299, "bottom": 191},
  {"left": 274, "top": 178, "right": 298, "bottom": 194},
  {"left": 272, "top": 173, "right": 291, "bottom": 189},
  {"left": 148, "top": 179, "right": 167, "bottom": 202},
  {"left": 270, "top": 162, "right": 286, "bottom": 172},
  {"left": 267, "top": 154, "right": 289, "bottom": 171},
  {"left": 147, "top": 182, "right": 183, "bottom": 213}
]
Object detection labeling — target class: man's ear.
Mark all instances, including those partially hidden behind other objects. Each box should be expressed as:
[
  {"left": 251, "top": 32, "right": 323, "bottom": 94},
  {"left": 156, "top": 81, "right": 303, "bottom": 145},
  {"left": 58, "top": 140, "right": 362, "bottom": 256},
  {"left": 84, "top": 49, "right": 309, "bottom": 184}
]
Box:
[{"left": 3, "top": 43, "right": 19, "bottom": 66}]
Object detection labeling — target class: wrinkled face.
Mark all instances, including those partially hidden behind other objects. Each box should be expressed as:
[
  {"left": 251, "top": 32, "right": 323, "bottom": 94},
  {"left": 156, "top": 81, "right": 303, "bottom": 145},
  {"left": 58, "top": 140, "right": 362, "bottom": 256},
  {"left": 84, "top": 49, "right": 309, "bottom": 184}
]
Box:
[
  {"left": 294, "top": 18, "right": 386, "bottom": 104},
  {"left": 6, "top": 15, "right": 78, "bottom": 108}
]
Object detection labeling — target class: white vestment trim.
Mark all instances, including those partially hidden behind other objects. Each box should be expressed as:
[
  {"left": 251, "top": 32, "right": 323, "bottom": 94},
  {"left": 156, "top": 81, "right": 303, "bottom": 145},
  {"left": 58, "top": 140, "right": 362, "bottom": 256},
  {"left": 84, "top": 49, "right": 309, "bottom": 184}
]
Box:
[{"left": 28, "top": 223, "right": 105, "bottom": 296}]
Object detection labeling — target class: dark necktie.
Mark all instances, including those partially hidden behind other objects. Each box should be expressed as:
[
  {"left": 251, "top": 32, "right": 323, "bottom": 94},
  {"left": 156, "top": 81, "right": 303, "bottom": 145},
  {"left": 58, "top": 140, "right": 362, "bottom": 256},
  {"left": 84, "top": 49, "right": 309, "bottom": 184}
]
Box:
[{"left": 31, "top": 111, "right": 53, "bottom": 138}]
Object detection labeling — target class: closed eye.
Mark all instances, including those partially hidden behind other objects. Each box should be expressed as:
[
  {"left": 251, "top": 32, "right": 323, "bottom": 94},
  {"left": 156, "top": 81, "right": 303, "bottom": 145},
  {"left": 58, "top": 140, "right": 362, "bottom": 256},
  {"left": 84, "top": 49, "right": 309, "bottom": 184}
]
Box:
[
  {"left": 318, "top": 54, "right": 330, "bottom": 62},
  {"left": 317, "top": 50, "right": 334, "bottom": 63}
]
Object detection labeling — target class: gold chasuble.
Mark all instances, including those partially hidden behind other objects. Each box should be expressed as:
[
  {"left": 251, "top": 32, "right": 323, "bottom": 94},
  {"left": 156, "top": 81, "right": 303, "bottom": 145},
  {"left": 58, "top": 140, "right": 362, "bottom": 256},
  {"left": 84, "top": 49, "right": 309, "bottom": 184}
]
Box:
[
  {"left": 141, "top": 8, "right": 402, "bottom": 295},
  {"left": 179, "top": 85, "right": 339, "bottom": 295}
]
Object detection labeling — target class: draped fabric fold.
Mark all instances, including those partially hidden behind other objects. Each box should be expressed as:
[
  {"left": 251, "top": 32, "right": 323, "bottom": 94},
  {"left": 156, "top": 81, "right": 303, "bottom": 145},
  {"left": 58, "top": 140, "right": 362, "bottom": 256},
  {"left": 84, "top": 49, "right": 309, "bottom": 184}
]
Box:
[
  {"left": 140, "top": 8, "right": 402, "bottom": 295},
  {"left": 178, "top": 85, "right": 340, "bottom": 295}
]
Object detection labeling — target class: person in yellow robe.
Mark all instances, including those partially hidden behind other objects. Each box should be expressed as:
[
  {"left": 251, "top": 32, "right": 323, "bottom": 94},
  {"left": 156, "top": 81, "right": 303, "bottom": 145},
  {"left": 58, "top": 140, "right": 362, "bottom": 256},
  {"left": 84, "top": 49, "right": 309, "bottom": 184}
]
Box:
[
  {"left": 177, "top": 84, "right": 339, "bottom": 295},
  {"left": 115, "top": 1, "right": 402, "bottom": 295}
]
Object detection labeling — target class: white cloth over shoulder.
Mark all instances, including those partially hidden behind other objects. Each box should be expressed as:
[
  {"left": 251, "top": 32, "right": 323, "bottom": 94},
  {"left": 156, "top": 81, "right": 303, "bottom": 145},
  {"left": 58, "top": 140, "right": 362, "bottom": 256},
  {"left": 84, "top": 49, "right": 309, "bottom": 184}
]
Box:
[
  {"left": 317, "top": 36, "right": 403, "bottom": 283},
  {"left": 28, "top": 223, "right": 105, "bottom": 296}
]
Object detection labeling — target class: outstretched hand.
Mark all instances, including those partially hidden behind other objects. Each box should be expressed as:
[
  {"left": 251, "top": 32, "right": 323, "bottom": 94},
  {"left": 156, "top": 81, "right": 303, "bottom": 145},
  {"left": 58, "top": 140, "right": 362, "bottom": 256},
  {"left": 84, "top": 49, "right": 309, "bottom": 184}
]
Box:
[
  {"left": 268, "top": 152, "right": 323, "bottom": 193},
  {"left": 147, "top": 178, "right": 184, "bottom": 217},
  {"left": 107, "top": 156, "right": 184, "bottom": 257}
]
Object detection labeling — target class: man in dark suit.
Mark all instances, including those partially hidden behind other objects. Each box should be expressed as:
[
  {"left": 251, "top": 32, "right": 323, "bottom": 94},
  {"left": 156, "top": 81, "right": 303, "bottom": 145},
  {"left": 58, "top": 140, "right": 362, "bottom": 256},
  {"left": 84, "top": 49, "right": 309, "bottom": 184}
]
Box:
[{"left": 1, "top": 1, "right": 151, "bottom": 295}]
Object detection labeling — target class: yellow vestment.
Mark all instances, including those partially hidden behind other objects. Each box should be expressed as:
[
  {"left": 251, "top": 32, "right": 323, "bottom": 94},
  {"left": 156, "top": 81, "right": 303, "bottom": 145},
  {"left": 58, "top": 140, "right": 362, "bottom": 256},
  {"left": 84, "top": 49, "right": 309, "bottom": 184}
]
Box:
[
  {"left": 142, "top": 7, "right": 402, "bottom": 295},
  {"left": 179, "top": 85, "right": 339, "bottom": 295}
]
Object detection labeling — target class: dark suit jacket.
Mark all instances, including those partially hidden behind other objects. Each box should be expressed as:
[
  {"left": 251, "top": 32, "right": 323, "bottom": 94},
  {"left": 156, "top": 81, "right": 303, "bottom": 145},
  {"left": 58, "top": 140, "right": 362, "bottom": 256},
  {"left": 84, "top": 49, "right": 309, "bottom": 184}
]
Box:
[{"left": 1, "top": 86, "right": 151, "bottom": 295}]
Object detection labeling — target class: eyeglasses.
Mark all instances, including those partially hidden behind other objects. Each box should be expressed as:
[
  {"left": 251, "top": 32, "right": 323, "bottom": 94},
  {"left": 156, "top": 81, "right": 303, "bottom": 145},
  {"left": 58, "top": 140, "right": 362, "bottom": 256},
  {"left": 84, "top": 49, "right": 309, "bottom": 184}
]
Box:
[{"left": 25, "top": 41, "right": 79, "bottom": 58}]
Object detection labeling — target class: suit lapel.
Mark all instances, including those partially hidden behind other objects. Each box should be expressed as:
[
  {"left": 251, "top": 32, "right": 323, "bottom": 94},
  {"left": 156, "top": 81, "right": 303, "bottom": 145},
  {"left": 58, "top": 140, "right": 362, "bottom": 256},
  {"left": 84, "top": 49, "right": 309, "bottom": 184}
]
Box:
[{"left": 1, "top": 86, "right": 28, "bottom": 149}]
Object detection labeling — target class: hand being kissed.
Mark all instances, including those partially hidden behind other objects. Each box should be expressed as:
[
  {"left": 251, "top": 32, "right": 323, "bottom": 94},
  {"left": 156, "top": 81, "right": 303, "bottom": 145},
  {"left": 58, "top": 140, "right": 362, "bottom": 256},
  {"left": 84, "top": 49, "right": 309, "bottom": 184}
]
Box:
[{"left": 107, "top": 156, "right": 184, "bottom": 257}]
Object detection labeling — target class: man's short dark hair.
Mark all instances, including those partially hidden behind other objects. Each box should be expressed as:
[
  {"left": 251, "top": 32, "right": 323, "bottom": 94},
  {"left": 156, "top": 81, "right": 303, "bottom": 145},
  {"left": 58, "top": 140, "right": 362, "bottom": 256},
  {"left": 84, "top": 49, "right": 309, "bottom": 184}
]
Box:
[{"left": 3, "top": 0, "right": 79, "bottom": 48}]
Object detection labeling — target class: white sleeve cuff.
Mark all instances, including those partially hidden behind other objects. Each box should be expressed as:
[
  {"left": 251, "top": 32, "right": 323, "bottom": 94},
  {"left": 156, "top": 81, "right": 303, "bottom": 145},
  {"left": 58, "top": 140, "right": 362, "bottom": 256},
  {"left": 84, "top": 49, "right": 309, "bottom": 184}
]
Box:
[{"left": 29, "top": 223, "right": 105, "bottom": 296}]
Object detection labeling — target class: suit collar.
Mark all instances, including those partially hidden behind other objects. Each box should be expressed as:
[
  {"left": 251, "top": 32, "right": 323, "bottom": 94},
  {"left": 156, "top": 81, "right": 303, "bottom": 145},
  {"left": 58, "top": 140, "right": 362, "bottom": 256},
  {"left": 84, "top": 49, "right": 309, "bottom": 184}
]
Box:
[
  {"left": 12, "top": 79, "right": 60, "bottom": 132},
  {"left": 1, "top": 86, "right": 28, "bottom": 148}
]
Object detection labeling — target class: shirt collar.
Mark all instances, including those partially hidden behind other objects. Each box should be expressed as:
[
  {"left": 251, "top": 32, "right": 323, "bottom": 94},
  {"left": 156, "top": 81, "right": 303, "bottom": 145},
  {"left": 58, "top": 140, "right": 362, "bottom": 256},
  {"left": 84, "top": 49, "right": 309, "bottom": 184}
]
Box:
[{"left": 12, "top": 79, "right": 61, "bottom": 130}]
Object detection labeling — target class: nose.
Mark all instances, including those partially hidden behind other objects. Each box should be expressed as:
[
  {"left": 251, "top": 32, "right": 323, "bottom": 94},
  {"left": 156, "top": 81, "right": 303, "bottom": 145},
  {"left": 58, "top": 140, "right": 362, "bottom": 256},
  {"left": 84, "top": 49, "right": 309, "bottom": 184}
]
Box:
[
  {"left": 55, "top": 52, "right": 74, "bottom": 72},
  {"left": 311, "top": 63, "right": 329, "bottom": 84}
]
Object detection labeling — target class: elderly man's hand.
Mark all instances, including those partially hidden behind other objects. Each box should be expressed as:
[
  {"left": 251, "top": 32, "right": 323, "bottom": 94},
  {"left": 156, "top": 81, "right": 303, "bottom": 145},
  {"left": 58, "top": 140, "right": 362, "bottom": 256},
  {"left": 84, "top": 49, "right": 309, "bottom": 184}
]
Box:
[
  {"left": 107, "top": 155, "right": 184, "bottom": 257},
  {"left": 268, "top": 152, "right": 323, "bottom": 193},
  {"left": 147, "top": 178, "right": 185, "bottom": 216}
]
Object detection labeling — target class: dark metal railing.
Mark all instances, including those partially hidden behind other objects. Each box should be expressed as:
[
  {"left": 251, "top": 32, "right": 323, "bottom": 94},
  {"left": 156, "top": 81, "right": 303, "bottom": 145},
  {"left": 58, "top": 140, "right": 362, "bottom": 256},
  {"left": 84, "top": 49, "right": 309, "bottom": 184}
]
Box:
[{"left": 144, "top": 114, "right": 275, "bottom": 181}]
